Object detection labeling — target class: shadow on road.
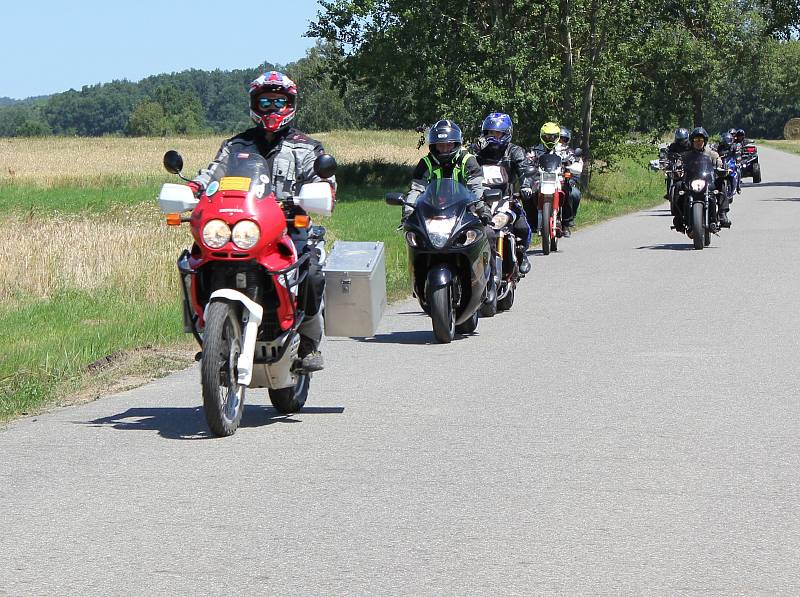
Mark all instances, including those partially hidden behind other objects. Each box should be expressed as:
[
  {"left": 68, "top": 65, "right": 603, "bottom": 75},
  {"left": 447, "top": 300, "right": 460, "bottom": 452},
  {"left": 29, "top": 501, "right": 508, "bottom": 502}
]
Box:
[
  {"left": 355, "top": 330, "right": 437, "bottom": 345},
  {"left": 763, "top": 197, "right": 800, "bottom": 202},
  {"left": 82, "top": 404, "right": 344, "bottom": 440},
  {"left": 636, "top": 243, "right": 699, "bottom": 251}
]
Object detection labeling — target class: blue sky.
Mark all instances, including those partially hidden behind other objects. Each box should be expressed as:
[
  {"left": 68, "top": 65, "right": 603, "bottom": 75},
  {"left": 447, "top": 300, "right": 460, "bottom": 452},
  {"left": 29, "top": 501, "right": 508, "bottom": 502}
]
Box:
[{"left": 0, "top": 0, "right": 322, "bottom": 99}]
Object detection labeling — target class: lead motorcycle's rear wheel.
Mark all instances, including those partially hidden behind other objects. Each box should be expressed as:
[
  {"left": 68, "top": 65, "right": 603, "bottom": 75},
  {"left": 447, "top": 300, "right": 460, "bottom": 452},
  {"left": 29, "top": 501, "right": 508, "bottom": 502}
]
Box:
[
  {"left": 202, "top": 301, "right": 246, "bottom": 436},
  {"left": 269, "top": 373, "right": 310, "bottom": 414}
]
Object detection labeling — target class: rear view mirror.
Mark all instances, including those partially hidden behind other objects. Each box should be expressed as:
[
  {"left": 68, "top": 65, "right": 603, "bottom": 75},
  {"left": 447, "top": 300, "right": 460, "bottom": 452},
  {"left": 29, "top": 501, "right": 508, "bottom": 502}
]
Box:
[
  {"left": 385, "top": 192, "right": 405, "bottom": 206},
  {"left": 314, "top": 154, "right": 337, "bottom": 179},
  {"left": 163, "top": 150, "right": 184, "bottom": 174}
]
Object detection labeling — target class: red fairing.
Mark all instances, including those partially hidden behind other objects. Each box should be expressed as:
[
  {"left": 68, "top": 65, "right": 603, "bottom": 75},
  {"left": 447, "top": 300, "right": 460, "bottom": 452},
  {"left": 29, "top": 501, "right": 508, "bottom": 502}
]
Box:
[{"left": 188, "top": 186, "right": 298, "bottom": 329}]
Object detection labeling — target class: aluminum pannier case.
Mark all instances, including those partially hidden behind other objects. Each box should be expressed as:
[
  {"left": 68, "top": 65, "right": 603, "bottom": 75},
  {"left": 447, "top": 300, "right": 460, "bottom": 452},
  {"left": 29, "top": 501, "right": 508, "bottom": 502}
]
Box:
[{"left": 322, "top": 241, "right": 387, "bottom": 337}]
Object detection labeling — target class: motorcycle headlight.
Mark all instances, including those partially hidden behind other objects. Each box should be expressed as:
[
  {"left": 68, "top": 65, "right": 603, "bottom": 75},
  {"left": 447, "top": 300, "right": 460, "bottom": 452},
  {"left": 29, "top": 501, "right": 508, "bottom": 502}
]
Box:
[
  {"left": 690, "top": 179, "right": 707, "bottom": 192},
  {"left": 202, "top": 219, "right": 231, "bottom": 248},
  {"left": 492, "top": 213, "right": 510, "bottom": 229},
  {"left": 231, "top": 220, "right": 260, "bottom": 249},
  {"left": 425, "top": 217, "right": 456, "bottom": 249},
  {"left": 463, "top": 229, "right": 479, "bottom": 245}
]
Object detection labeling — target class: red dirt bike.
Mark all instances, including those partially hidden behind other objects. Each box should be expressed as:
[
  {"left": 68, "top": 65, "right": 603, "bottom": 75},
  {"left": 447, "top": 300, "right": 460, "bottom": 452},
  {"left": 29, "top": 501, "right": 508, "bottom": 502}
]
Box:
[
  {"left": 535, "top": 152, "right": 568, "bottom": 255},
  {"left": 158, "top": 149, "right": 336, "bottom": 436}
]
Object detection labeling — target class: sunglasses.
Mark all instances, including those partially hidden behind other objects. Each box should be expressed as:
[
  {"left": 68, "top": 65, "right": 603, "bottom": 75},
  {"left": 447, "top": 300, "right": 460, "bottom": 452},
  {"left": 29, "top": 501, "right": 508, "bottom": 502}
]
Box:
[{"left": 258, "top": 97, "right": 288, "bottom": 109}]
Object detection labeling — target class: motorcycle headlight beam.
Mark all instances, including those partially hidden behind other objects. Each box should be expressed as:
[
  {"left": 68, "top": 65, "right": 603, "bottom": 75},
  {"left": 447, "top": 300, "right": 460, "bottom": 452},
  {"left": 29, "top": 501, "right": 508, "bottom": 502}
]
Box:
[
  {"left": 231, "top": 220, "right": 261, "bottom": 250},
  {"left": 202, "top": 219, "right": 231, "bottom": 249},
  {"left": 690, "top": 179, "right": 707, "bottom": 192}
]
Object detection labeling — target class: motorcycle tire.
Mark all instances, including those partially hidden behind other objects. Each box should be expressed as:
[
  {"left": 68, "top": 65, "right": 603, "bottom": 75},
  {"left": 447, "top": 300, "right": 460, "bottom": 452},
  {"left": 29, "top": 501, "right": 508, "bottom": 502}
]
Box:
[
  {"left": 201, "top": 301, "right": 246, "bottom": 437},
  {"left": 691, "top": 202, "right": 705, "bottom": 250},
  {"left": 455, "top": 309, "right": 479, "bottom": 335},
  {"left": 541, "top": 202, "right": 552, "bottom": 255},
  {"left": 752, "top": 162, "right": 762, "bottom": 184},
  {"left": 497, "top": 284, "right": 515, "bottom": 311},
  {"left": 269, "top": 373, "right": 311, "bottom": 414},
  {"left": 429, "top": 284, "right": 455, "bottom": 344}
]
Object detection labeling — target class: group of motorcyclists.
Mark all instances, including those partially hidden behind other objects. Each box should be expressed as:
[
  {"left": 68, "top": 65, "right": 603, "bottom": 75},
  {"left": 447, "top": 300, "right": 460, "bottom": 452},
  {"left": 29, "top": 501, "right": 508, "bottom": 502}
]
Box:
[
  {"left": 656, "top": 126, "right": 756, "bottom": 234},
  {"left": 184, "top": 69, "right": 585, "bottom": 369}
]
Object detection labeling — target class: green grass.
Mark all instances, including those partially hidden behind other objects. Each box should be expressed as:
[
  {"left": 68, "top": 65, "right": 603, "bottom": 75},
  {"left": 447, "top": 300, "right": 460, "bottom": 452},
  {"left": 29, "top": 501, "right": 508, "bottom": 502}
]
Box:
[
  {"left": 0, "top": 150, "right": 663, "bottom": 421},
  {"left": 0, "top": 292, "right": 188, "bottom": 419},
  {"left": 759, "top": 139, "right": 800, "bottom": 157}
]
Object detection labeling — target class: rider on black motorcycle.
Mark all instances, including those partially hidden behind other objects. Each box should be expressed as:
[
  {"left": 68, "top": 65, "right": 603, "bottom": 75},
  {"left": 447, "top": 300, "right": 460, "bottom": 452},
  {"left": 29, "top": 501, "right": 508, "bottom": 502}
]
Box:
[
  {"left": 684, "top": 127, "right": 730, "bottom": 228},
  {"left": 469, "top": 112, "right": 532, "bottom": 274},
  {"left": 190, "top": 70, "right": 333, "bottom": 372}
]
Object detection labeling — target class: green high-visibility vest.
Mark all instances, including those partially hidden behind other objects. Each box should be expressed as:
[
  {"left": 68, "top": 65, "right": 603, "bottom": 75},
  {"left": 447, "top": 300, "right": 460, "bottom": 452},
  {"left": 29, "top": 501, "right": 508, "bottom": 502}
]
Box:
[{"left": 422, "top": 151, "right": 472, "bottom": 184}]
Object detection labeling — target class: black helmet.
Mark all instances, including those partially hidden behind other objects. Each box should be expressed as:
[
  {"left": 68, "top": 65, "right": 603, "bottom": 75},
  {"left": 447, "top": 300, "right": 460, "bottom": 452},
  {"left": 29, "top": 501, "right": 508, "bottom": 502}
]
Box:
[
  {"left": 734, "top": 128, "right": 746, "bottom": 142},
  {"left": 428, "top": 119, "right": 463, "bottom": 165},
  {"left": 718, "top": 132, "right": 733, "bottom": 149},
  {"left": 674, "top": 128, "right": 690, "bottom": 144},
  {"left": 690, "top": 126, "right": 709, "bottom": 145}
]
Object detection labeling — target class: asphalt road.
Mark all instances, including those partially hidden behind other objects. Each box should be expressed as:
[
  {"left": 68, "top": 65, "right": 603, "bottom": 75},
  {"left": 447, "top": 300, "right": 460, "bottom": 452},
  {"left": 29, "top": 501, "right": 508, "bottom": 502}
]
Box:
[{"left": 2, "top": 146, "right": 799, "bottom": 595}]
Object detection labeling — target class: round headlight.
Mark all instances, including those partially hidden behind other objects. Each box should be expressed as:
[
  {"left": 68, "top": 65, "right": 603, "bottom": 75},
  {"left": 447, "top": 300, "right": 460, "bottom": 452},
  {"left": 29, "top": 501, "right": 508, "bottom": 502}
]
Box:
[
  {"left": 463, "top": 229, "right": 478, "bottom": 244},
  {"left": 690, "top": 179, "right": 706, "bottom": 192},
  {"left": 202, "top": 219, "right": 231, "bottom": 249},
  {"left": 232, "top": 220, "right": 260, "bottom": 250}
]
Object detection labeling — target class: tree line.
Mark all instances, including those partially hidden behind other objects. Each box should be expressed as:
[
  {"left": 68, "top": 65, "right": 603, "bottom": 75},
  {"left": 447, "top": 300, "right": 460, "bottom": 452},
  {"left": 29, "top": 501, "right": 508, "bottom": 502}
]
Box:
[{"left": 1, "top": 0, "right": 798, "bottom": 168}]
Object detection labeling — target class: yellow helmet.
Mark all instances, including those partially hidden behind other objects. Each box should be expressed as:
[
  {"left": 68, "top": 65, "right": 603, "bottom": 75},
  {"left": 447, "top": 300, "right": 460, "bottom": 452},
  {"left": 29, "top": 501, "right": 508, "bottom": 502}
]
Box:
[{"left": 540, "top": 121, "right": 560, "bottom": 149}]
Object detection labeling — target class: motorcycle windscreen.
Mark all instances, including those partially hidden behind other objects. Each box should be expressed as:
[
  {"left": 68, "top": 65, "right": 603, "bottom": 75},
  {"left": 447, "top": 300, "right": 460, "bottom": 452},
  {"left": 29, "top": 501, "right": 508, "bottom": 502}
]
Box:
[
  {"left": 682, "top": 152, "right": 714, "bottom": 187},
  {"left": 538, "top": 153, "right": 562, "bottom": 173},
  {"left": 417, "top": 178, "right": 476, "bottom": 212},
  {"left": 215, "top": 152, "right": 275, "bottom": 200}
]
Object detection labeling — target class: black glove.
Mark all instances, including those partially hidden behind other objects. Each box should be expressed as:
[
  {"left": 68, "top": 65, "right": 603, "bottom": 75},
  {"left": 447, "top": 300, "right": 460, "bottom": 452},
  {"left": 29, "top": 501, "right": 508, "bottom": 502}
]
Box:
[{"left": 477, "top": 203, "right": 493, "bottom": 225}]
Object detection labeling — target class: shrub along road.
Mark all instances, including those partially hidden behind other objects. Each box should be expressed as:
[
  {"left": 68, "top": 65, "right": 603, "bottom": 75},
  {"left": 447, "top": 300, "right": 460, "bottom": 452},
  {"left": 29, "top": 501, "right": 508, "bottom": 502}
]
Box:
[{"left": 1, "top": 146, "right": 799, "bottom": 593}]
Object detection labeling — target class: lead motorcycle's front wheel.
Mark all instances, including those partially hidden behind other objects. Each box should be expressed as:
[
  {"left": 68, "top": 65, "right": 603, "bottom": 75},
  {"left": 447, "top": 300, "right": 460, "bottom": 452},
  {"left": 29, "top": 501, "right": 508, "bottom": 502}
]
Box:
[
  {"left": 429, "top": 283, "right": 455, "bottom": 344},
  {"left": 202, "top": 301, "right": 246, "bottom": 436},
  {"left": 691, "top": 202, "right": 705, "bottom": 250}
]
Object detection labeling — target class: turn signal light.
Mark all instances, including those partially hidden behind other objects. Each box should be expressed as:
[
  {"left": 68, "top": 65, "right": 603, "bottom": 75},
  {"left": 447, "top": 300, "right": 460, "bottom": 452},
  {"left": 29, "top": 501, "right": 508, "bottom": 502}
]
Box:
[
  {"left": 564, "top": 171, "right": 573, "bottom": 179},
  {"left": 166, "top": 213, "right": 182, "bottom": 226},
  {"left": 293, "top": 215, "right": 310, "bottom": 228}
]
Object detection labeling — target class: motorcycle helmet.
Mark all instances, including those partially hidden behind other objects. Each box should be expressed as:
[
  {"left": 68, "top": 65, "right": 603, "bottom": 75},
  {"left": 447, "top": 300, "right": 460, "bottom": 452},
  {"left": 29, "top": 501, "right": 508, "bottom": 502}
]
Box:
[
  {"left": 735, "top": 128, "right": 746, "bottom": 143},
  {"left": 540, "top": 121, "right": 560, "bottom": 149},
  {"left": 249, "top": 71, "right": 298, "bottom": 133},
  {"left": 481, "top": 112, "right": 513, "bottom": 148},
  {"left": 428, "top": 119, "right": 463, "bottom": 165},
  {"left": 559, "top": 126, "right": 572, "bottom": 145},
  {"left": 674, "top": 128, "right": 690, "bottom": 144},
  {"left": 689, "top": 126, "right": 709, "bottom": 148},
  {"left": 718, "top": 132, "right": 733, "bottom": 151}
]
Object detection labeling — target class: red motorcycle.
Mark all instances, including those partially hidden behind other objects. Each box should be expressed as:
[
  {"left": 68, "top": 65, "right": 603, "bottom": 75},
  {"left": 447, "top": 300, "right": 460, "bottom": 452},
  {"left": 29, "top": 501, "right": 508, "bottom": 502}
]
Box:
[
  {"left": 536, "top": 152, "right": 567, "bottom": 255},
  {"left": 159, "top": 149, "right": 336, "bottom": 436}
]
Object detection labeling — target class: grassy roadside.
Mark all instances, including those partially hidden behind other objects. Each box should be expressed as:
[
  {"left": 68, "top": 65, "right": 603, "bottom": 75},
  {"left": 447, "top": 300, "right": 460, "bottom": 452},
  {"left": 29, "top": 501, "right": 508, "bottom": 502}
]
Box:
[
  {"left": 758, "top": 139, "right": 800, "bottom": 157},
  {"left": 0, "top": 136, "right": 662, "bottom": 421}
]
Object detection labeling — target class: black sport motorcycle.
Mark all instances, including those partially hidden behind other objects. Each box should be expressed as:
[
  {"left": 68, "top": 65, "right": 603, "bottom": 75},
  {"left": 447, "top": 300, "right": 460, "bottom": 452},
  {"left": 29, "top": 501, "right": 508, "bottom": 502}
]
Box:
[
  {"left": 675, "top": 152, "right": 721, "bottom": 250},
  {"left": 386, "top": 180, "right": 492, "bottom": 343}
]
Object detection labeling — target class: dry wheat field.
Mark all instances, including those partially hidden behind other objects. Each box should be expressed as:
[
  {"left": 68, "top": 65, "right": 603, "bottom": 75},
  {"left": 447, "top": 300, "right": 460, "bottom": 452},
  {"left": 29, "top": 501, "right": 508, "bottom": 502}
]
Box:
[{"left": 0, "top": 130, "right": 422, "bottom": 188}]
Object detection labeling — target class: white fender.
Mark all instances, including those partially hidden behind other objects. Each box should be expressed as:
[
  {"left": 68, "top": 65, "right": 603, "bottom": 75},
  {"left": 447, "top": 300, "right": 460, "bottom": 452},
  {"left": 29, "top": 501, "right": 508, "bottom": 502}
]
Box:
[{"left": 206, "top": 289, "right": 263, "bottom": 386}]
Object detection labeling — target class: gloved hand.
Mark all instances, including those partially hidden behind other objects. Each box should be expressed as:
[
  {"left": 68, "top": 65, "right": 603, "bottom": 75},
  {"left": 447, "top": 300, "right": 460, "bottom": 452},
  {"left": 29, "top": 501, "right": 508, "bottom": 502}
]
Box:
[
  {"left": 402, "top": 204, "right": 415, "bottom": 220},
  {"left": 187, "top": 181, "right": 203, "bottom": 197},
  {"left": 477, "top": 204, "right": 493, "bottom": 225}
]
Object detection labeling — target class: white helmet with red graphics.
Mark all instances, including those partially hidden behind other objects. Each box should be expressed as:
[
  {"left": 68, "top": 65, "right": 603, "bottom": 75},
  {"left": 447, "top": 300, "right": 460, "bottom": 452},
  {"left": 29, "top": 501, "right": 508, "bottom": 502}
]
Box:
[{"left": 249, "top": 71, "right": 298, "bottom": 133}]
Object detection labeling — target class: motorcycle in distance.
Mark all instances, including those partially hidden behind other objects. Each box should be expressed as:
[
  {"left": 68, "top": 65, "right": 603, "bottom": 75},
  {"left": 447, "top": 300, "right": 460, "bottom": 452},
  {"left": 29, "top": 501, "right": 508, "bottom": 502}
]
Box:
[
  {"left": 386, "top": 179, "right": 493, "bottom": 344},
  {"left": 674, "top": 151, "right": 723, "bottom": 250},
  {"left": 158, "top": 149, "right": 337, "bottom": 436},
  {"left": 650, "top": 146, "right": 682, "bottom": 207},
  {"left": 739, "top": 142, "right": 762, "bottom": 184},
  {"left": 480, "top": 163, "right": 522, "bottom": 313},
  {"left": 720, "top": 151, "right": 740, "bottom": 205},
  {"left": 532, "top": 152, "right": 568, "bottom": 255}
]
